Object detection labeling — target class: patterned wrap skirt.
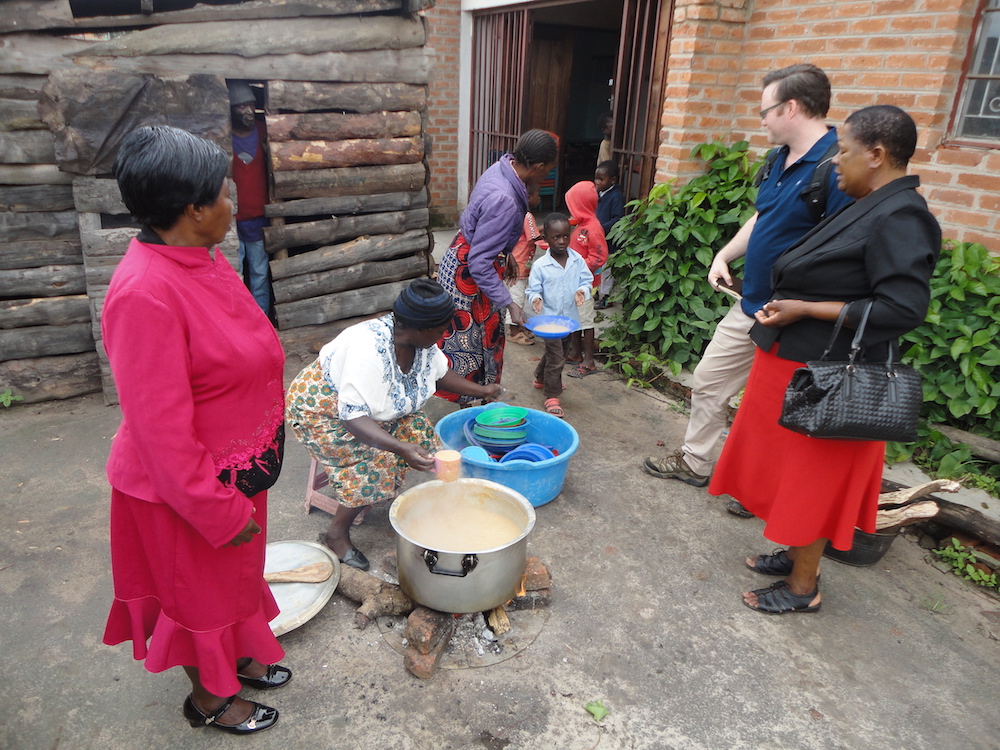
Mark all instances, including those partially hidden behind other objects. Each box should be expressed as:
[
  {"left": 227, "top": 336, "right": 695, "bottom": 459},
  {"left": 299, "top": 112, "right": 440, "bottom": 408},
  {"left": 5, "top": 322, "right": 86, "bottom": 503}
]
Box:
[
  {"left": 708, "top": 345, "right": 885, "bottom": 551},
  {"left": 435, "top": 232, "right": 506, "bottom": 403},
  {"left": 286, "top": 360, "right": 440, "bottom": 508}
]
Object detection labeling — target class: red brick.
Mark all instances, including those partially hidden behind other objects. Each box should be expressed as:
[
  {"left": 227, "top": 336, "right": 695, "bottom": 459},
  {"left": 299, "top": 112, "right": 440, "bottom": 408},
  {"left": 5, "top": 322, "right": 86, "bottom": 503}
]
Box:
[
  {"left": 404, "top": 606, "right": 455, "bottom": 656},
  {"left": 934, "top": 148, "right": 988, "bottom": 168},
  {"left": 523, "top": 556, "right": 551, "bottom": 591},
  {"left": 925, "top": 187, "right": 974, "bottom": 207},
  {"left": 403, "top": 642, "right": 447, "bottom": 679}
]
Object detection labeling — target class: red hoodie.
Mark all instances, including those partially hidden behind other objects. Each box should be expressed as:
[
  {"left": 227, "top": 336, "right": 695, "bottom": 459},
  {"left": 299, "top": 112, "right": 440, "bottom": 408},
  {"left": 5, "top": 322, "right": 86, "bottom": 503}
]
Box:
[{"left": 565, "top": 180, "right": 608, "bottom": 287}]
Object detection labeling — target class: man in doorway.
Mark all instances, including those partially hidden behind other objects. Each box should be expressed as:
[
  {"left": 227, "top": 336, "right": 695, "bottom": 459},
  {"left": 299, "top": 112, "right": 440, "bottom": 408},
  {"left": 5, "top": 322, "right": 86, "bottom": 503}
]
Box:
[
  {"left": 228, "top": 80, "right": 272, "bottom": 318},
  {"left": 643, "top": 63, "right": 853, "bottom": 516}
]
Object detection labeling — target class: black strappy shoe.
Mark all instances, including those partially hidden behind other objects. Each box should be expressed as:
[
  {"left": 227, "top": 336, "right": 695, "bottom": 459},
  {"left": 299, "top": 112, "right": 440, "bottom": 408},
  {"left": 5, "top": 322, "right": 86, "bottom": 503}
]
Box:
[
  {"left": 743, "top": 580, "right": 821, "bottom": 615},
  {"left": 237, "top": 662, "right": 292, "bottom": 691},
  {"left": 182, "top": 694, "right": 278, "bottom": 735}
]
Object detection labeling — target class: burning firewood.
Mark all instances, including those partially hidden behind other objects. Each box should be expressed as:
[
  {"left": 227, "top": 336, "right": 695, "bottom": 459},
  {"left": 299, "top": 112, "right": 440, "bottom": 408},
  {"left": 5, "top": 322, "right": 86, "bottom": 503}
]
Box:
[{"left": 335, "top": 565, "right": 414, "bottom": 629}]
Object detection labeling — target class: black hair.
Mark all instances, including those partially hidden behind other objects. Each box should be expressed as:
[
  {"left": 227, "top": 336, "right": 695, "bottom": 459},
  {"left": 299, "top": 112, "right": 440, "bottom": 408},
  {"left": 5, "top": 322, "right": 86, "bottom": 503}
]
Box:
[
  {"left": 844, "top": 105, "right": 917, "bottom": 169},
  {"left": 542, "top": 212, "right": 570, "bottom": 234},
  {"left": 597, "top": 111, "right": 612, "bottom": 130},
  {"left": 596, "top": 160, "right": 619, "bottom": 180},
  {"left": 114, "top": 125, "right": 229, "bottom": 230},
  {"left": 762, "top": 63, "right": 831, "bottom": 119},
  {"left": 512, "top": 129, "right": 557, "bottom": 168}
]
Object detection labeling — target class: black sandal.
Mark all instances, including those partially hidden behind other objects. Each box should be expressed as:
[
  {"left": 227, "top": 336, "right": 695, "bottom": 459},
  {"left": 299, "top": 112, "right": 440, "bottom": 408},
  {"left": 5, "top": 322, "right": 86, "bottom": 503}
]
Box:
[
  {"left": 746, "top": 549, "right": 793, "bottom": 576},
  {"left": 182, "top": 694, "right": 279, "bottom": 734},
  {"left": 743, "top": 580, "right": 821, "bottom": 615}
]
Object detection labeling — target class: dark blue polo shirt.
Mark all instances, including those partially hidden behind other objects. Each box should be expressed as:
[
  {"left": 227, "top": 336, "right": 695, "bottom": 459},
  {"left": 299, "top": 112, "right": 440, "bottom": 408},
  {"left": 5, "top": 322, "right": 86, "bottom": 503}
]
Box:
[{"left": 740, "top": 128, "right": 852, "bottom": 316}]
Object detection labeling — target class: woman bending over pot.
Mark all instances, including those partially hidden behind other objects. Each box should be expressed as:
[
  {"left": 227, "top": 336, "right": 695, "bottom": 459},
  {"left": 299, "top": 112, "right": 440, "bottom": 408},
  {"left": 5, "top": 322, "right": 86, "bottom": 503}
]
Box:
[
  {"left": 286, "top": 279, "right": 501, "bottom": 571},
  {"left": 709, "top": 105, "right": 941, "bottom": 614},
  {"left": 102, "top": 126, "right": 289, "bottom": 735}
]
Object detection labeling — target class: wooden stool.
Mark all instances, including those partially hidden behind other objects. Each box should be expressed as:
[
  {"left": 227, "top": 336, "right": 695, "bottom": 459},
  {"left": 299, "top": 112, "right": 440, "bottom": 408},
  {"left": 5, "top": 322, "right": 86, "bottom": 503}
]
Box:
[{"left": 304, "top": 457, "right": 340, "bottom": 516}]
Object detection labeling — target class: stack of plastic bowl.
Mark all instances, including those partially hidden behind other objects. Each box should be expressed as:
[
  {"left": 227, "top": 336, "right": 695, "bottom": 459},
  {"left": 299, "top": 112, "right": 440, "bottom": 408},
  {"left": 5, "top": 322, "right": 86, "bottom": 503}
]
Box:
[
  {"left": 499, "top": 443, "right": 554, "bottom": 463},
  {"left": 464, "top": 406, "right": 529, "bottom": 456}
]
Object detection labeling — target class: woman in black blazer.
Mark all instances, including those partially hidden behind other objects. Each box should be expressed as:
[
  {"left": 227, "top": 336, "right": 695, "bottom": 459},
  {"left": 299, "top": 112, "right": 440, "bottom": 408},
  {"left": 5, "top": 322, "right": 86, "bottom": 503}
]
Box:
[{"left": 709, "top": 105, "right": 941, "bottom": 614}]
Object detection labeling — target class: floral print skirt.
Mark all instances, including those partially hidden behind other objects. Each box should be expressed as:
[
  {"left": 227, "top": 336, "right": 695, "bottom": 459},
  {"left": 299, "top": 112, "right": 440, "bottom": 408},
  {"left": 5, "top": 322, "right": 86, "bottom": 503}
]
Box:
[{"left": 286, "top": 360, "right": 440, "bottom": 508}]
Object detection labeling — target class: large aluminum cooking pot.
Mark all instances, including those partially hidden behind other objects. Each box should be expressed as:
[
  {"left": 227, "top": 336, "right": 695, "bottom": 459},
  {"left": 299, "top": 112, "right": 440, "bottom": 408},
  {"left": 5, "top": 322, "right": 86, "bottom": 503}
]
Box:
[{"left": 389, "top": 478, "right": 536, "bottom": 614}]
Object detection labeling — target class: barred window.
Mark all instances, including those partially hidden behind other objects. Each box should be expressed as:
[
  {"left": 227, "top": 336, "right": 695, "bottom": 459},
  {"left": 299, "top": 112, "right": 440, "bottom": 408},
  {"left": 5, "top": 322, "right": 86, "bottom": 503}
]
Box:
[{"left": 956, "top": 0, "right": 1000, "bottom": 142}]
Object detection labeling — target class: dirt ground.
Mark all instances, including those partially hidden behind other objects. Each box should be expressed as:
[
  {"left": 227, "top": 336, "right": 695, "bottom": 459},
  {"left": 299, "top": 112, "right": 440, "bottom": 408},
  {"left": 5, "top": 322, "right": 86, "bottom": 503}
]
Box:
[{"left": 3, "top": 326, "right": 1000, "bottom": 750}]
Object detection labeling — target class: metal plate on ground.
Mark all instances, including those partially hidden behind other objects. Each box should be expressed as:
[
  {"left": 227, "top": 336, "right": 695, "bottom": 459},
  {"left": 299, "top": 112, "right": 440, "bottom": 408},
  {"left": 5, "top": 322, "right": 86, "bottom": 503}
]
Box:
[
  {"left": 265, "top": 540, "right": 341, "bottom": 637},
  {"left": 377, "top": 606, "right": 548, "bottom": 669}
]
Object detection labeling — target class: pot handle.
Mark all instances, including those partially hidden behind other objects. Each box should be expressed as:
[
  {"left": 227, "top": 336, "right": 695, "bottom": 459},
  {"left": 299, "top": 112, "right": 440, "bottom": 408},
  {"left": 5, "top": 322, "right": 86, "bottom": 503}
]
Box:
[{"left": 421, "top": 549, "right": 479, "bottom": 577}]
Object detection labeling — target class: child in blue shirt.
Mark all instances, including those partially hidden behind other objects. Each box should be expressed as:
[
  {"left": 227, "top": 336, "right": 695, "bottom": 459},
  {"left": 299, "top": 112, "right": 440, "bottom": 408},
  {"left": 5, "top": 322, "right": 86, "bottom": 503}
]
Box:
[
  {"left": 595, "top": 160, "right": 625, "bottom": 309},
  {"left": 525, "top": 213, "right": 593, "bottom": 419}
]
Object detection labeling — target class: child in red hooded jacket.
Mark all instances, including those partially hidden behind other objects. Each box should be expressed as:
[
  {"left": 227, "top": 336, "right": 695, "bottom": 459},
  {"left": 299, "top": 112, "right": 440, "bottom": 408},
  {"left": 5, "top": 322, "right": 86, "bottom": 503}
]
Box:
[{"left": 564, "top": 180, "right": 607, "bottom": 377}]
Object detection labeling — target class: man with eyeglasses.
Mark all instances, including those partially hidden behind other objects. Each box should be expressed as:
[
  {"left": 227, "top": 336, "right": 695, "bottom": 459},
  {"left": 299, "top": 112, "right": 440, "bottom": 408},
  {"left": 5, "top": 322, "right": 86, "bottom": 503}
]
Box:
[{"left": 644, "top": 63, "right": 853, "bottom": 516}]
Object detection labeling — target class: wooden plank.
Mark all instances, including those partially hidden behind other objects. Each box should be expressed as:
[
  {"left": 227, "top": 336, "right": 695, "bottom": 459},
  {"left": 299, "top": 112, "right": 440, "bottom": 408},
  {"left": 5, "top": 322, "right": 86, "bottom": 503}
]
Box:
[
  {"left": 277, "top": 311, "right": 387, "bottom": 356},
  {"left": 270, "top": 229, "right": 428, "bottom": 279},
  {"left": 0, "top": 184, "right": 74, "bottom": 212},
  {"left": 0, "top": 211, "right": 78, "bottom": 242},
  {"left": 80, "top": 226, "right": 136, "bottom": 259},
  {"left": 270, "top": 136, "right": 423, "bottom": 171},
  {"left": 0, "top": 238, "right": 82, "bottom": 270},
  {"left": 72, "top": 48, "right": 433, "bottom": 85},
  {"left": 268, "top": 80, "right": 425, "bottom": 114},
  {"left": 0, "top": 131, "right": 56, "bottom": 163},
  {"left": 0, "top": 264, "right": 86, "bottom": 297},
  {"left": 881, "top": 477, "right": 1000, "bottom": 550},
  {"left": 265, "top": 188, "right": 427, "bottom": 219},
  {"left": 77, "top": 16, "right": 425, "bottom": 57},
  {"left": 934, "top": 424, "right": 1000, "bottom": 464},
  {"left": 0, "top": 99, "right": 45, "bottom": 131},
  {"left": 0, "top": 34, "right": 93, "bottom": 75},
  {"left": 272, "top": 162, "right": 425, "bottom": 200},
  {"left": 0, "top": 351, "right": 102, "bottom": 404},
  {"left": 263, "top": 208, "right": 428, "bottom": 252},
  {"left": 0, "top": 0, "right": 407, "bottom": 33},
  {"left": 0, "top": 74, "right": 48, "bottom": 101},
  {"left": 266, "top": 111, "right": 421, "bottom": 142},
  {"left": 276, "top": 278, "right": 414, "bottom": 329},
  {"left": 0, "top": 165, "right": 74, "bottom": 185},
  {"left": 273, "top": 254, "right": 427, "bottom": 304},
  {"left": 0, "top": 322, "right": 95, "bottom": 361},
  {"left": 72, "top": 176, "right": 128, "bottom": 215},
  {"left": 0, "top": 295, "right": 90, "bottom": 329}
]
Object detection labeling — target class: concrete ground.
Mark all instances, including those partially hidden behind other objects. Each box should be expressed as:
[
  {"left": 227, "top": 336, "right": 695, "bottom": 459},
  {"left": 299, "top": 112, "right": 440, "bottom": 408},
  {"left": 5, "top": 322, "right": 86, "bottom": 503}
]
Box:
[{"left": 4, "top": 236, "right": 1000, "bottom": 749}]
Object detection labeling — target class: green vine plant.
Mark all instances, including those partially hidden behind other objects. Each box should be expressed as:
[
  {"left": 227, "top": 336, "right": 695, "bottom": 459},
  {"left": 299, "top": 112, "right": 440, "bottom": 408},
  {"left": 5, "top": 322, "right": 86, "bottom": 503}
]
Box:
[
  {"left": 1, "top": 388, "right": 23, "bottom": 408},
  {"left": 603, "top": 140, "right": 759, "bottom": 383},
  {"left": 933, "top": 538, "right": 999, "bottom": 590}
]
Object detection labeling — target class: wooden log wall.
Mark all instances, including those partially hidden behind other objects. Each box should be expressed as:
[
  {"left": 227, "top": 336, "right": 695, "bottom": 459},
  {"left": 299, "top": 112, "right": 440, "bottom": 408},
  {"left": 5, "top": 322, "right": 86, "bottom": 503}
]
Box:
[{"left": 0, "top": 1, "right": 434, "bottom": 403}]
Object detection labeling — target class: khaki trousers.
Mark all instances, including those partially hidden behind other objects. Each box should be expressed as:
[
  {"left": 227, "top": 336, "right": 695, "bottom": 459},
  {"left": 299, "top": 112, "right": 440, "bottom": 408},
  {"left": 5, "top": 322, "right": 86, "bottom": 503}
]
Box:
[{"left": 681, "top": 304, "right": 757, "bottom": 476}]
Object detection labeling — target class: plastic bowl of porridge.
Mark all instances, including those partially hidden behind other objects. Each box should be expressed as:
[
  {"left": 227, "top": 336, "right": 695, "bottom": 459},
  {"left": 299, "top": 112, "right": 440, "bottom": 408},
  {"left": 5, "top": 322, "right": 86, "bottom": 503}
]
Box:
[{"left": 524, "top": 315, "right": 579, "bottom": 339}]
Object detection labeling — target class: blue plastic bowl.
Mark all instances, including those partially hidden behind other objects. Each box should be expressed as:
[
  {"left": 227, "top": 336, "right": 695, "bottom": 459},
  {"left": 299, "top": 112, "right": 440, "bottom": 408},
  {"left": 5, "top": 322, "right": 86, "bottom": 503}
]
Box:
[{"left": 435, "top": 403, "right": 579, "bottom": 507}]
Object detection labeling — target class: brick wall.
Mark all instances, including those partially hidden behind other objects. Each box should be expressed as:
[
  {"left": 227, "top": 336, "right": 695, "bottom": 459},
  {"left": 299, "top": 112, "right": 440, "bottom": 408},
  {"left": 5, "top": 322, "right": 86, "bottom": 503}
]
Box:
[
  {"left": 655, "top": 0, "right": 1000, "bottom": 250},
  {"left": 422, "top": 0, "right": 462, "bottom": 226}
]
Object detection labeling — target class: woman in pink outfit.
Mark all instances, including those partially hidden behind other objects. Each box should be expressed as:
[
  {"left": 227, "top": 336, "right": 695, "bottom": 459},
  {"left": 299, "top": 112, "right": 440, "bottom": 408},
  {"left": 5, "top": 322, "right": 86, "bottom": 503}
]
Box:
[{"left": 102, "top": 126, "right": 288, "bottom": 735}]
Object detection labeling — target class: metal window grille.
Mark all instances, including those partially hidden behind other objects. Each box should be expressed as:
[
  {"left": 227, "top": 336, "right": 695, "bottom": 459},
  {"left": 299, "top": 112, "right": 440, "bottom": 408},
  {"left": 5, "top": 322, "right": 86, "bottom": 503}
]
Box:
[{"left": 956, "top": 0, "right": 1000, "bottom": 142}]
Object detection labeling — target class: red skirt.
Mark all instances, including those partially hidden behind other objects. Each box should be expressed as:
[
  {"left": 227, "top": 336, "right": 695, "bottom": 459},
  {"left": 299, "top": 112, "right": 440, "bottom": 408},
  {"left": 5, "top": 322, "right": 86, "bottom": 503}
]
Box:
[
  {"left": 708, "top": 346, "right": 885, "bottom": 551},
  {"left": 103, "top": 489, "right": 284, "bottom": 696}
]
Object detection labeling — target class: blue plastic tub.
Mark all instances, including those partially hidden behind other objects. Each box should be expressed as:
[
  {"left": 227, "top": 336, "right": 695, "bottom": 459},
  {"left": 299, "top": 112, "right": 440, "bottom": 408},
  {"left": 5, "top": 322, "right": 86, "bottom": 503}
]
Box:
[{"left": 435, "top": 403, "right": 579, "bottom": 507}]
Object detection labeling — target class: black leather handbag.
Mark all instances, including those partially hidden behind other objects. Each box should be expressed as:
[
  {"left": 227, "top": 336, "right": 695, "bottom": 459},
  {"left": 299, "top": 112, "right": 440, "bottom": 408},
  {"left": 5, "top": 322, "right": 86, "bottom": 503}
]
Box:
[{"left": 778, "top": 302, "right": 922, "bottom": 442}]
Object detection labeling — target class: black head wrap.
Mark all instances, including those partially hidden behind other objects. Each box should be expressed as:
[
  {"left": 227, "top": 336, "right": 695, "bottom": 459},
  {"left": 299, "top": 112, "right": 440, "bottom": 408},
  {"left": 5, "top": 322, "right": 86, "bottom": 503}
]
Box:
[{"left": 393, "top": 278, "right": 455, "bottom": 329}]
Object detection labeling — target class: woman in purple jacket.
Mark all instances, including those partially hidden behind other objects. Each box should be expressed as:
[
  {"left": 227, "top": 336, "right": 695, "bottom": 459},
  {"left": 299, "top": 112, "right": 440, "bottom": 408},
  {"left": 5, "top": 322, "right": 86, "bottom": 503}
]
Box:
[{"left": 435, "top": 130, "right": 557, "bottom": 403}]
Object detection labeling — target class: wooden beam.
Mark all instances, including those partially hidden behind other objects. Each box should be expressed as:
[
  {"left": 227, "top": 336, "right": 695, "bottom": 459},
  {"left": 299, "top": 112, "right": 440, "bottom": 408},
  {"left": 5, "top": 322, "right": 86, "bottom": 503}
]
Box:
[
  {"left": 264, "top": 188, "right": 427, "bottom": 219},
  {"left": 72, "top": 176, "right": 128, "bottom": 215},
  {"left": 277, "top": 311, "right": 388, "bottom": 357},
  {"left": 0, "top": 321, "right": 95, "bottom": 361},
  {"left": 272, "top": 162, "right": 425, "bottom": 200},
  {"left": 72, "top": 48, "right": 433, "bottom": 85},
  {"left": 270, "top": 137, "right": 423, "bottom": 171},
  {"left": 881, "top": 477, "right": 1000, "bottom": 549},
  {"left": 0, "top": 264, "right": 86, "bottom": 298},
  {"left": 273, "top": 254, "right": 427, "bottom": 304},
  {"left": 267, "top": 80, "right": 425, "bottom": 114},
  {"left": 0, "top": 99, "right": 45, "bottom": 131},
  {"left": 0, "top": 238, "right": 82, "bottom": 270},
  {"left": 934, "top": 424, "right": 1000, "bottom": 464},
  {"left": 0, "top": 352, "right": 101, "bottom": 404},
  {"left": 270, "top": 229, "right": 428, "bottom": 280},
  {"left": 0, "top": 295, "right": 90, "bottom": 329},
  {"left": 263, "top": 208, "right": 427, "bottom": 252},
  {"left": 0, "top": 34, "right": 93, "bottom": 75},
  {"left": 0, "top": 74, "right": 48, "bottom": 101},
  {"left": 0, "top": 131, "right": 56, "bottom": 163},
  {"left": 266, "top": 111, "right": 421, "bottom": 142},
  {"left": 0, "top": 211, "right": 78, "bottom": 242},
  {"left": 276, "top": 278, "right": 416, "bottom": 329},
  {"left": 0, "top": 184, "right": 75, "bottom": 213},
  {"left": 76, "top": 16, "right": 425, "bottom": 57},
  {"left": 0, "top": 165, "right": 74, "bottom": 185},
  {"left": 0, "top": 0, "right": 408, "bottom": 33}
]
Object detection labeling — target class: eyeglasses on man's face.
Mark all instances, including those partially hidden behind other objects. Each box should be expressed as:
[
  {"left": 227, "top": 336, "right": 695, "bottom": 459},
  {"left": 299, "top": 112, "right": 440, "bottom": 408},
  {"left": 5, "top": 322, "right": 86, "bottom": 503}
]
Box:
[{"left": 759, "top": 101, "right": 786, "bottom": 119}]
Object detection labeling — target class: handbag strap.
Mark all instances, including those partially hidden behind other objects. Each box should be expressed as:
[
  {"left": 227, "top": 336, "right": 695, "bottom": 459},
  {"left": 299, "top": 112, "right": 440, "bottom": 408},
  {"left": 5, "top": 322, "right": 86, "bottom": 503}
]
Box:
[{"left": 817, "top": 300, "right": 874, "bottom": 362}]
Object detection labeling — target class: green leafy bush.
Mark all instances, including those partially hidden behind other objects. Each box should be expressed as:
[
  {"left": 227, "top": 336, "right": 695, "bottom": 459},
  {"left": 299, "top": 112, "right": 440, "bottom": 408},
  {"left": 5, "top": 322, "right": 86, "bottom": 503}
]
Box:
[
  {"left": 603, "top": 140, "right": 759, "bottom": 377},
  {"left": 888, "top": 241, "right": 1000, "bottom": 494},
  {"left": 933, "top": 538, "right": 998, "bottom": 590}
]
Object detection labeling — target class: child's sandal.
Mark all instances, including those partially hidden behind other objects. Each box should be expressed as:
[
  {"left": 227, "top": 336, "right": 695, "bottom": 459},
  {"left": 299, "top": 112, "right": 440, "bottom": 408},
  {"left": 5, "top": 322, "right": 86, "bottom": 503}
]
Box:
[{"left": 544, "top": 398, "right": 564, "bottom": 418}]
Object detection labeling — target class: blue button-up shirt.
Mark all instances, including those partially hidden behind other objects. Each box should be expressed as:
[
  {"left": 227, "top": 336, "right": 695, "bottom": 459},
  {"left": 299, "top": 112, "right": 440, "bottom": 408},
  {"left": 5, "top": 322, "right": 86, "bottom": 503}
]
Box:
[{"left": 525, "top": 250, "right": 594, "bottom": 321}]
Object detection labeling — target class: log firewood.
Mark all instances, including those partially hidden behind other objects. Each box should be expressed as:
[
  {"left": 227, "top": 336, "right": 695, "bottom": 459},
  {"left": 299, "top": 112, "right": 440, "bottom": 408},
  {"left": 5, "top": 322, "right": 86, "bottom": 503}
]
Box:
[
  {"left": 877, "top": 479, "right": 960, "bottom": 506},
  {"left": 0, "top": 351, "right": 101, "bottom": 403},
  {"left": 266, "top": 111, "right": 421, "bottom": 143},
  {"left": 875, "top": 500, "right": 940, "bottom": 531},
  {"left": 335, "top": 565, "right": 414, "bottom": 629},
  {"left": 262, "top": 208, "right": 427, "bottom": 253},
  {"left": 272, "top": 163, "right": 426, "bottom": 201},
  {"left": 267, "top": 80, "right": 425, "bottom": 114},
  {"left": 264, "top": 188, "right": 428, "bottom": 220},
  {"left": 272, "top": 254, "right": 427, "bottom": 305},
  {"left": 269, "top": 137, "right": 423, "bottom": 171},
  {"left": 269, "top": 230, "right": 428, "bottom": 280},
  {"left": 276, "top": 279, "right": 414, "bottom": 329}
]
